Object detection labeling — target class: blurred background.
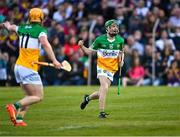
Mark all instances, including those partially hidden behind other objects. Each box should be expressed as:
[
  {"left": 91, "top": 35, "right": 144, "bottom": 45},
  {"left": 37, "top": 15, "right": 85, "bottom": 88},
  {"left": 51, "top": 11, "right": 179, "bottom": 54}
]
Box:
[{"left": 0, "top": 0, "right": 179, "bottom": 87}]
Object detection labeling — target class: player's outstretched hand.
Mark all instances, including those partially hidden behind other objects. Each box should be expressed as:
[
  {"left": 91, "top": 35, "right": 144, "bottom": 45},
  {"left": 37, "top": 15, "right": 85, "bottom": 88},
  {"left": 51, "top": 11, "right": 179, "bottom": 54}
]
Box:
[
  {"left": 53, "top": 60, "right": 62, "bottom": 69},
  {"left": 2, "top": 21, "right": 10, "bottom": 29},
  {"left": 78, "top": 40, "right": 84, "bottom": 47}
]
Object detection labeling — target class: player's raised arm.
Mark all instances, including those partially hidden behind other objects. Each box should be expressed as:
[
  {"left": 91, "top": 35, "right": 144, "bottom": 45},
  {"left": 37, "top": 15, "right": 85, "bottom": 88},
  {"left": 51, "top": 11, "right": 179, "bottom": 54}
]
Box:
[
  {"left": 39, "top": 35, "right": 62, "bottom": 69},
  {"left": 1, "top": 21, "right": 17, "bottom": 32},
  {"left": 78, "top": 40, "right": 95, "bottom": 55}
]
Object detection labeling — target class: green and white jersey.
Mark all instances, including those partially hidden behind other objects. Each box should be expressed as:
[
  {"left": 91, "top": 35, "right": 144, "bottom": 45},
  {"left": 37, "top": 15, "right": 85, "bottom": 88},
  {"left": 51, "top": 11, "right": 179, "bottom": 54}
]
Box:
[
  {"left": 15, "top": 23, "right": 47, "bottom": 71},
  {"left": 90, "top": 34, "right": 124, "bottom": 73}
]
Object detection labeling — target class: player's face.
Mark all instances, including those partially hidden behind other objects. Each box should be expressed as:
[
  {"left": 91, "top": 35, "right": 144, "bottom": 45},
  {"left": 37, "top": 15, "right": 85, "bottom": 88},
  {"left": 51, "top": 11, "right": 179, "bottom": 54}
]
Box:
[{"left": 107, "top": 23, "right": 119, "bottom": 36}]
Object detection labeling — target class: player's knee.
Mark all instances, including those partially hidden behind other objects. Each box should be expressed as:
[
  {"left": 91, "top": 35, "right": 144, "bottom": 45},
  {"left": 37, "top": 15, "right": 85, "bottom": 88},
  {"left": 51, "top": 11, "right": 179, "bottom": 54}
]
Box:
[
  {"left": 39, "top": 95, "right": 44, "bottom": 102},
  {"left": 101, "top": 84, "right": 109, "bottom": 92},
  {"left": 35, "top": 94, "right": 43, "bottom": 102},
  {"left": 105, "top": 85, "right": 109, "bottom": 91}
]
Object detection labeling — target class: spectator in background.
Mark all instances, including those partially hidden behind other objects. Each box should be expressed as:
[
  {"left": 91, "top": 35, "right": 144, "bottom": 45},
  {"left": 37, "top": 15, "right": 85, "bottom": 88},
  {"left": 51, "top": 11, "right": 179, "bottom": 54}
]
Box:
[
  {"left": 156, "top": 30, "right": 176, "bottom": 52},
  {"left": 62, "top": 36, "right": 83, "bottom": 61},
  {"left": 122, "top": 57, "right": 145, "bottom": 87},
  {"left": 98, "top": 0, "right": 115, "bottom": 20},
  {"left": 7, "top": 55, "right": 18, "bottom": 86},
  {"left": 158, "top": 9, "right": 168, "bottom": 30},
  {"left": 161, "top": 45, "right": 174, "bottom": 67},
  {"left": 135, "top": 0, "right": 149, "bottom": 18},
  {"left": 63, "top": 18, "right": 77, "bottom": 36},
  {"left": 143, "top": 45, "right": 153, "bottom": 85},
  {"left": 6, "top": 32, "right": 19, "bottom": 57},
  {"left": 49, "top": 22, "right": 65, "bottom": 45},
  {"left": 133, "top": 29, "right": 145, "bottom": 45},
  {"left": 169, "top": 7, "right": 180, "bottom": 29},
  {"left": 93, "top": 15, "right": 105, "bottom": 36},
  {"left": 127, "top": 35, "right": 144, "bottom": 56},
  {"left": 0, "top": 1, "right": 9, "bottom": 16},
  {"left": 143, "top": 52, "right": 164, "bottom": 86},
  {"left": 78, "top": 27, "right": 89, "bottom": 46},
  {"left": 128, "top": 10, "right": 143, "bottom": 33},
  {"left": 119, "top": 24, "right": 128, "bottom": 39},
  {"left": 74, "top": 2, "right": 87, "bottom": 22},
  {"left": 171, "top": 27, "right": 180, "bottom": 51},
  {"left": 0, "top": 29, "right": 7, "bottom": 52},
  {"left": 63, "top": 1, "right": 73, "bottom": 19},
  {"left": 166, "top": 60, "right": 180, "bottom": 86},
  {"left": 0, "top": 52, "right": 8, "bottom": 86},
  {"left": 142, "top": 45, "right": 165, "bottom": 86},
  {"left": 53, "top": 4, "right": 66, "bottom": 23},
  {"left": 143, "top": 12, "right": 156, "bottom": 39},
  {"left": 173, "top": 51, "right": 180, "bottom": 63},
  {"left": 50, "top": 35, "right": 63, "bottom": 61},
  {"left": 115, "top": 4, "right": 126, "bottom": 26},
  {"left": 64, "top": 51, "right": 85, "bottom": 85},
  {"left": 41, "top": 62, "right": 60, "bottom": 86}
]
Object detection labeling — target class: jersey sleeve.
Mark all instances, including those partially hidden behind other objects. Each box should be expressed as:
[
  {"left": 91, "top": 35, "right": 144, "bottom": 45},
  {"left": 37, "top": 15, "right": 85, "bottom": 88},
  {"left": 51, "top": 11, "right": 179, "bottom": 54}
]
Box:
[
  {"left": 16, "top": 24, "right": 24, "bottom": 35},
  {"left": 89, "top": 37, "right": 100, "bottom": 50},
  {"left": 15, "top": 26, "right": 19, "bottom": 33},
  {"left": 119, "top": 38, "right": 125, "bottom": 50},
  {"left": 38, "top": 28, "right": 48, "bottom": 38}
]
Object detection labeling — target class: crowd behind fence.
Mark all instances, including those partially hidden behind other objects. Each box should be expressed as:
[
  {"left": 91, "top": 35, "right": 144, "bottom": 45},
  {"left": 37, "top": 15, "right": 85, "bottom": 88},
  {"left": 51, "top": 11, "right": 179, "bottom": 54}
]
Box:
[{"left": 0, "top": 0, "right": 179, "bottom": 86}]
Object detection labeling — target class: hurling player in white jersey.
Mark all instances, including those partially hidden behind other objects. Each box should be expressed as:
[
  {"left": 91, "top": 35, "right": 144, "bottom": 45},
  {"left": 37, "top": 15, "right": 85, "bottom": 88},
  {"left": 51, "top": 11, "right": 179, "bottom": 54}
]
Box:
[
  {"left": 0, "top": 8, "right": 62, "bottom": 126},
  {"left": 78, "top": 20, "right": 125, "bottom": 118}
]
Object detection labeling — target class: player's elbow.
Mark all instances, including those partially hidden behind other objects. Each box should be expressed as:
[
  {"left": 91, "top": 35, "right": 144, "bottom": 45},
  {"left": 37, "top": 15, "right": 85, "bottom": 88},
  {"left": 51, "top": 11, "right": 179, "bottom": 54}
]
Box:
[{"left": 40, "top": 40, "right": 49, "bottom": 48}]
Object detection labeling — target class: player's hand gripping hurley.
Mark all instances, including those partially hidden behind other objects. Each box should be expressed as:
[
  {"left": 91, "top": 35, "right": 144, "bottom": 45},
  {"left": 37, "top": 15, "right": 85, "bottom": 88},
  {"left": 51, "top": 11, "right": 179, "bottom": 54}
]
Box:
[
  {"left": 118, "top": 51, "right": 124, "bottom": 95},
  {"left": 33, "top": 60, "right": 72, "bottom": 72}
]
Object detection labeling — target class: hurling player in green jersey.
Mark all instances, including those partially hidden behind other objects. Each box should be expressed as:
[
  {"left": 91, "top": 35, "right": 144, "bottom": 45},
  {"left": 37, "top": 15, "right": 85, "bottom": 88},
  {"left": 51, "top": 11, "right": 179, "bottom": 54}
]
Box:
[
  {"left": 1, "top": 8, "right": 62, "bottom": 126},
  {"left": 78, "top": 19, "right": 125, "bottom": 118}
]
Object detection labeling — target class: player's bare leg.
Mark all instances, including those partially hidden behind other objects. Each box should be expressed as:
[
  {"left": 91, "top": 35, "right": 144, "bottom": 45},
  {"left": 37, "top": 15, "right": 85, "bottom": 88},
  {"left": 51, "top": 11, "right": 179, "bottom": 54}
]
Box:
[
  {"left": 17, "top": 106, "right": 29, "bottom": 118},
  {"left": 89, "top": 91, "right": 99, "bottom": 100},
  {"left": 98, "top": 76, "right": 111, "bottom": 118},
  {"left": 15, "top": 106, "right": 29, "bottom": 126},
  {"left": 18, "top": 84, "right": 44, "bottom": 106},
  {"left": 6, "top": 84, "right": 43, "bottom": 126},
  {"left": 80, "top": 91, "right": 99, "bottom": 110},
  {"left": 15, "top": 84, "right": 30, "bottom": 119}
]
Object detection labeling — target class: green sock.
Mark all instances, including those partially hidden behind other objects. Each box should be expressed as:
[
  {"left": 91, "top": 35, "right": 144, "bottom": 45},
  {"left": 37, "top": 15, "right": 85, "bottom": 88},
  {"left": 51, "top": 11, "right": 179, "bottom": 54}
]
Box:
[
  {"left": 16, "top": 114, "right": 23, "bottom": 121},
  {"left": 13, "top": 102, "right": 21, "bottom": 110}
]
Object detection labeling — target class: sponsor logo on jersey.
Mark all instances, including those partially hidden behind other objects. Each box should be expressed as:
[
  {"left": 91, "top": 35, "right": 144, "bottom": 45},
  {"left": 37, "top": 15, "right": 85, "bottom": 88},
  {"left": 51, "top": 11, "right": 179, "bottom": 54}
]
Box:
[
  {"left": 98, "top": 49, "right": 119, "bottom": 58},
  {"left": 25, "top": 25, "right": 32, "bottom": 29}
]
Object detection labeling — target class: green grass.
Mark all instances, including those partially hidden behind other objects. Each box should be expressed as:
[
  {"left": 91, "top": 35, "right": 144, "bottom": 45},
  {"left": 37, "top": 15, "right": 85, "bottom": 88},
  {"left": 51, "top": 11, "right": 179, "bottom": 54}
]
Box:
[{"left": 0, "top": 86, "right": 180, "bottom": 136}]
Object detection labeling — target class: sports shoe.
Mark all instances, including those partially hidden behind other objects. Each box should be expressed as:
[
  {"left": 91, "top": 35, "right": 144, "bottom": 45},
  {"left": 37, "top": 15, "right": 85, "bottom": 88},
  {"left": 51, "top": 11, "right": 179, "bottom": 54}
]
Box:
[
  {"left": 80, "top": 94, "right": 89, "bottom": 110},
  {"left": 99, "top": 112, "right": 109, "bottom": 118},
  {"left": 6, "top": 104, "right": 17, "bottom": 125},
  {"left": 14, "top": 120, "right": 27, "bottom": 127}
]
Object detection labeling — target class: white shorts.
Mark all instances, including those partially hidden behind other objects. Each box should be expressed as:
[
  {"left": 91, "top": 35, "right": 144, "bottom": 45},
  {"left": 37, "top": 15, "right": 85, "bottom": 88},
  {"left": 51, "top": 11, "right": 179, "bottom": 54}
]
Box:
[
  {"left": 14, "top": 65, "right": 42, "bottom": 85},
  {"left": 97, "top": 66, "right": 114, "bottom": 82}
]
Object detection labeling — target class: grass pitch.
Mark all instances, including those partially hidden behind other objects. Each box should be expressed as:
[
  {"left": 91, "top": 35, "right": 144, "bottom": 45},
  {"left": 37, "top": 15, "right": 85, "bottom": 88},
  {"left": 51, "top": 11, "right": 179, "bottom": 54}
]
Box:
[{"left": 0, "top": 86, "right": 179, "bottom": 136}]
